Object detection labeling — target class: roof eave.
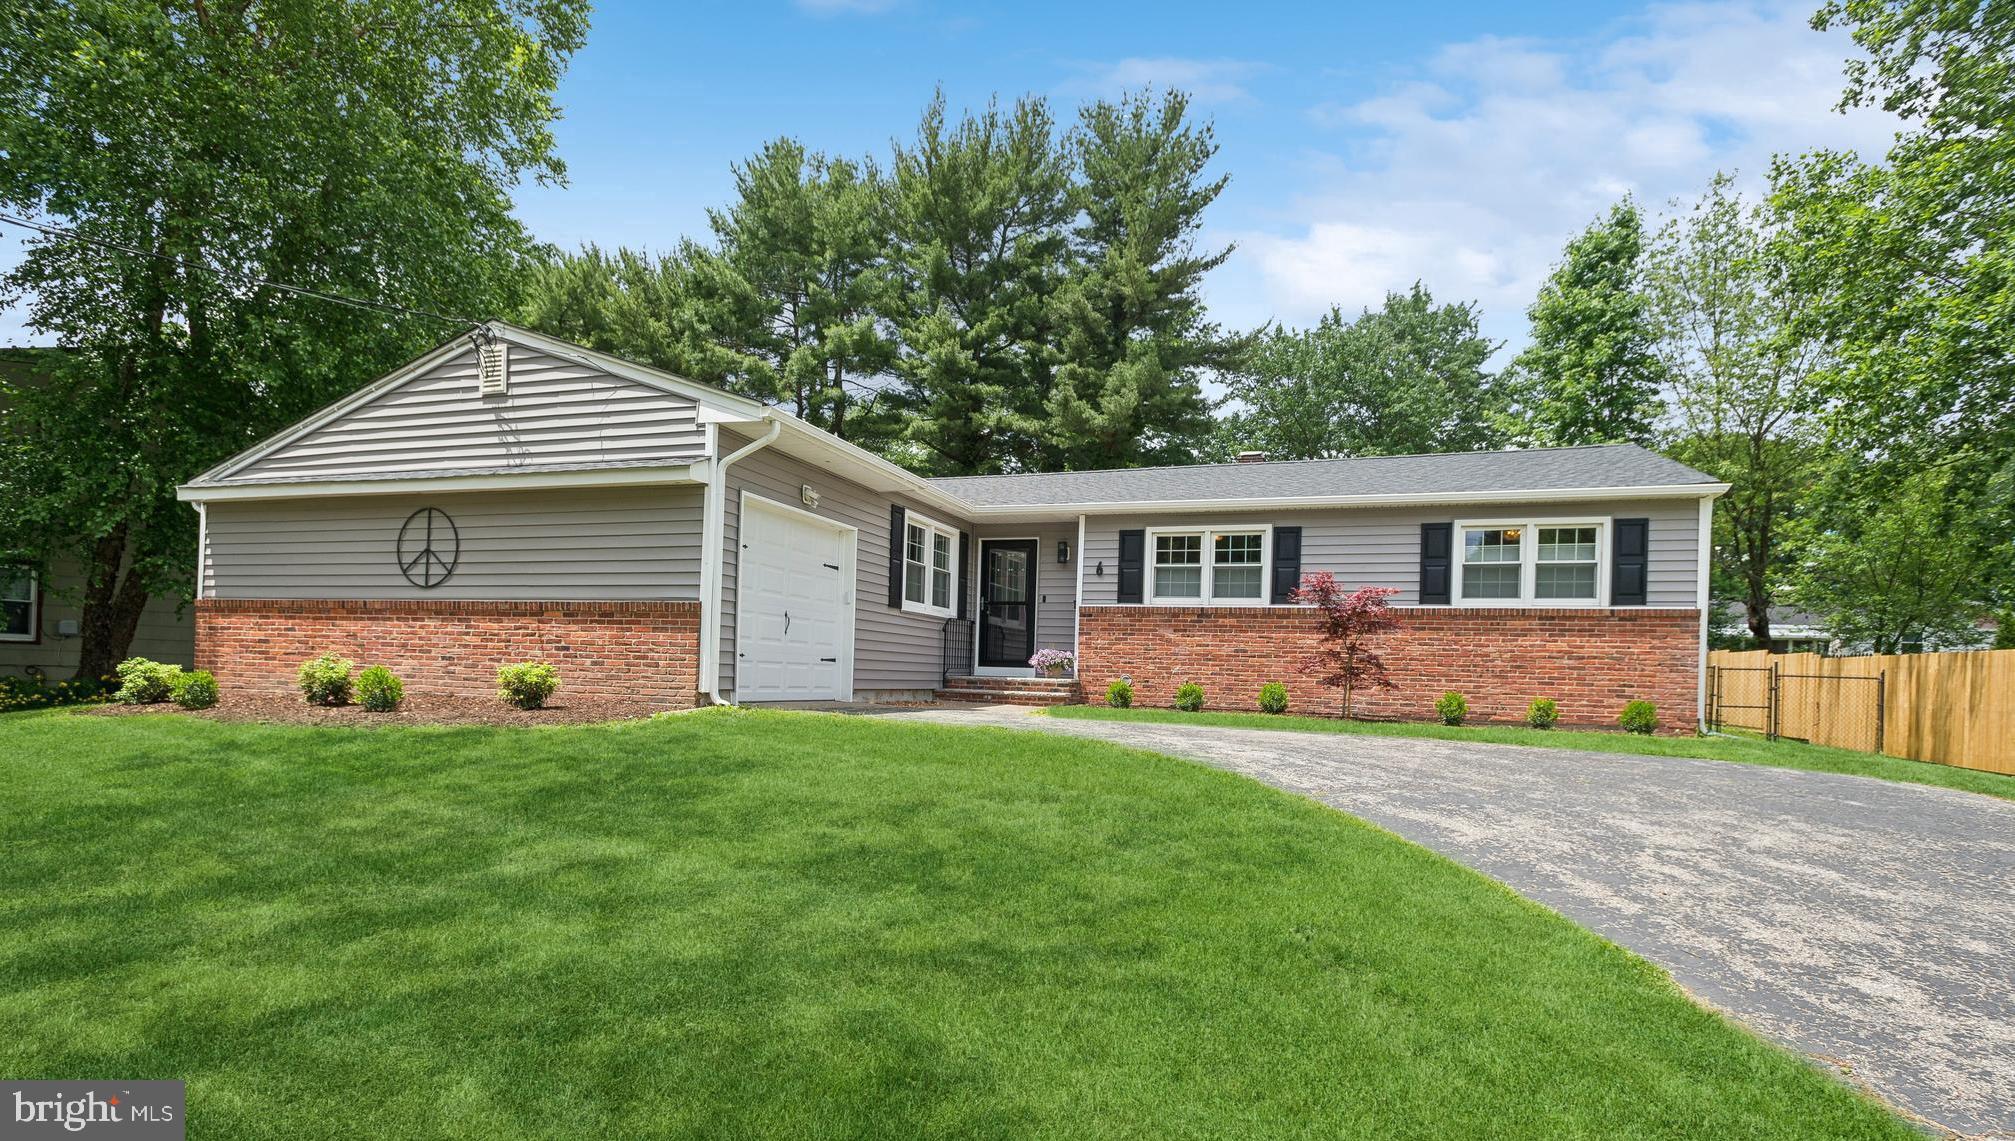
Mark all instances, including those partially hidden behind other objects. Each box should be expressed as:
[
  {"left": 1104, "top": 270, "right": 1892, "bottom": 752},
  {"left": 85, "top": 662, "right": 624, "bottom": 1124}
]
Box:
[{"left": 958, "top": 482, "right": 1731, "bottom": 516}]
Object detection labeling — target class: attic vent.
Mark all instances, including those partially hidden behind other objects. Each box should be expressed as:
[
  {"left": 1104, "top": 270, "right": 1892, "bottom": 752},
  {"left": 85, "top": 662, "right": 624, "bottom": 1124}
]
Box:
[
  {"left": 478, "top": 340, "right": 510, "bottom": 395},
  {"left": 1236, "top": 450, "right": 1270, "bottom": 464}
]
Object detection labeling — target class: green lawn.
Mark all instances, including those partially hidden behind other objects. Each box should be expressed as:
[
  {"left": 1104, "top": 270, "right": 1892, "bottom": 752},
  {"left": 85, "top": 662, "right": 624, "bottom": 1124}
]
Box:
[
  {"left": 0, "top": 708, "right": 1909, "bottom": 1138},
  {"left": 1048, "top": 704, "right": 2015, "bottom": 802}
]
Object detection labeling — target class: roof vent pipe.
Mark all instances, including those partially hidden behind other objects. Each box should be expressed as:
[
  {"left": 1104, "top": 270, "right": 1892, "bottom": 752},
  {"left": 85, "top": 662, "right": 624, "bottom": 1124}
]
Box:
[{"left": 1236, "top": 450, "right": 1269, "bottom": 464}]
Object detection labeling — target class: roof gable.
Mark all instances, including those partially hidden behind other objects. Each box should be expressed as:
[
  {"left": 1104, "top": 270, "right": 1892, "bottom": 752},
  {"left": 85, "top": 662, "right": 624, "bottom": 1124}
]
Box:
[{"left": 194, "top": 324, "right": 759, "bottom": 487}]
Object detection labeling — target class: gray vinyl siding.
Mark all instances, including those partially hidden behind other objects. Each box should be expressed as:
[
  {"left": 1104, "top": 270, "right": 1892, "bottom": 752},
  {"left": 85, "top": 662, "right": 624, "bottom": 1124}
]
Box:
[
  {"left": 0, "top": 558, "right": 193, "bottom": 678},
  {"left": 202, "top": 486, "right": 704, "bottom": 601},
  {"left": 972, "top": 524, "right": 1078, "bottom": 657},
  {"left": 720, "top": 430, "right": 967, "bottom": 696},
  {"left": 1080, "top": 498, "right": 1703, "bottom": 607},
  {"left": 228, "top": 345, "right": 708, "bottom": 481}
]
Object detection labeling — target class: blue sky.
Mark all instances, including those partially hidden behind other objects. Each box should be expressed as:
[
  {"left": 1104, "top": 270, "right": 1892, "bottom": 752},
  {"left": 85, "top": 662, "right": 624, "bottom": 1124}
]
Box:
[{"left": 2, "top": 0, "right": 1899, "bottom": 352}]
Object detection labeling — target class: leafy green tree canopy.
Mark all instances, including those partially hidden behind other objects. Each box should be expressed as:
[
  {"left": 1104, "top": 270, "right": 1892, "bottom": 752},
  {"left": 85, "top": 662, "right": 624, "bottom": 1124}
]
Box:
[
  {"left": 1217, "top": 283, "right": 1504, "bottom": 461},
  {"left": 1505, "top": 199, "right": 1666, "bottom": 447},
  {"left": 0, "top": 0, "right": 588, "bottom": 674}
]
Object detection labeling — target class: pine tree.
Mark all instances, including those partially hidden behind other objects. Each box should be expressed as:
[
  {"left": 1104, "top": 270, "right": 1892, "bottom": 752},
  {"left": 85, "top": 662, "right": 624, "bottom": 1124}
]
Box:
[
  {"left": 1043, "top": 90, "right": 1242, "bottom": 469},
  {"left": 885, "top": 92, "right": 1073, "bottom": 474}
]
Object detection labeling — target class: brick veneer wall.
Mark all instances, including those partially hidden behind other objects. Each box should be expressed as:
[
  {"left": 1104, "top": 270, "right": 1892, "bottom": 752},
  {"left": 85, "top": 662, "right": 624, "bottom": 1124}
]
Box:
[
  {"left": 196, "top": 599, "right": 702, "bottom": 706},
  {"left": 1078, "top": 605, "right": 1701, "bottom": 730}
]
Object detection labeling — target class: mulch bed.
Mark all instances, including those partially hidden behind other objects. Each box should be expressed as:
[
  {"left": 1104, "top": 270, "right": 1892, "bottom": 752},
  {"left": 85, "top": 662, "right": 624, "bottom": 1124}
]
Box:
[{"left": 79, "top": 691, "right": 673, "bottom": 727}]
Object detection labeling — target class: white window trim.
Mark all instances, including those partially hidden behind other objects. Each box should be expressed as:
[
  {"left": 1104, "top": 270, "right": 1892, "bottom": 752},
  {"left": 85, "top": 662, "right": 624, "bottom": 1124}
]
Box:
[
  {"left": 1, "top": 569, "right": 37, "bottom": 642},
  {"left": 900, "top": 510, "right": 959, "bottom": 619},
  {"left": 1451, "top": 517, "right": 1609, "bottom": 607},
  {"left": 1146, "top": 524, "right": 1273, "bottom": 606}
]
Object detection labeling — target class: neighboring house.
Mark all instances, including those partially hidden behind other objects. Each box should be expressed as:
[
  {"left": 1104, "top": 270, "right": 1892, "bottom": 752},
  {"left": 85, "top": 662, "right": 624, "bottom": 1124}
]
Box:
[
  {"left": 1714, "top": 605, "right": 1998, "bottom": 656},
  {"left": 178, "top": 323, "right": 1728, "bottom": 727},
  {"left": 0, "top": 349, "right": 194, "bottom": 679}
]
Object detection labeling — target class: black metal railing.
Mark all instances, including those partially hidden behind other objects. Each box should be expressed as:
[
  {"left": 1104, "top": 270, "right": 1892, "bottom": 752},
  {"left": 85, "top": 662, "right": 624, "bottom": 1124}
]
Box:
[{"left": 942, "top": 617, "right": 975, "bottom": 683}]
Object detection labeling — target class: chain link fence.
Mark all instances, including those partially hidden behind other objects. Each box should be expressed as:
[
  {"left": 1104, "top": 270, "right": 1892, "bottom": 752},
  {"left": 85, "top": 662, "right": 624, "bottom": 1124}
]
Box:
[{"left": 1708, "top": 661, "right": 1886, "bottom": 753}]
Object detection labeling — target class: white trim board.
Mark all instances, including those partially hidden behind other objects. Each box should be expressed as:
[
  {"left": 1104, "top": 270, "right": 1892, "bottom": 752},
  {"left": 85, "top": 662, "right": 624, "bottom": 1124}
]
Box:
[{"left": 177, "top": 465, "right": 703, "bottom": 503}]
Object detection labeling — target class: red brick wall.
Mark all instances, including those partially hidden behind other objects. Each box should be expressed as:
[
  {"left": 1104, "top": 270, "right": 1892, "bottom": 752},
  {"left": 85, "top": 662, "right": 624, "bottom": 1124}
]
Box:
[
  {"left": 196, "top": 599, "right": 701, "bottom": 706},
  {"left": 1078, "top": 605, "right": 1701, "bottom": 730}
]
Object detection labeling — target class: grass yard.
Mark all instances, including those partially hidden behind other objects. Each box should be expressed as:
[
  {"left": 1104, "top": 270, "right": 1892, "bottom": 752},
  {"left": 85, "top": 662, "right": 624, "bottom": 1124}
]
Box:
[
  {"left": 0, "top": 707, "right": 1911, "bottom": 1138},
  {"left": 1049, "top": 704, "right": 2015, "bottom": 802}
]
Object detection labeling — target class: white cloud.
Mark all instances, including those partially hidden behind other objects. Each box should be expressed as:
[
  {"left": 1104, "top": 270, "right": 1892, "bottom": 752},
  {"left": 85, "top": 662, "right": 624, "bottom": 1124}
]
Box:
[
  {"left": 1222, "top": 0, "right": 1901, "bottom": 351},
  {"left": 1058, "top": 57, "right": 1265, "bottom": 106}
]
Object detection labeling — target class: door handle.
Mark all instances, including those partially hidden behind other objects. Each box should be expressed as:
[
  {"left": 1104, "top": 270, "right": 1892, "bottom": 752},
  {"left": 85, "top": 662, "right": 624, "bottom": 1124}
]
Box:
[{"left": 784, "top": 611, "right": 790, "bottom": 634}]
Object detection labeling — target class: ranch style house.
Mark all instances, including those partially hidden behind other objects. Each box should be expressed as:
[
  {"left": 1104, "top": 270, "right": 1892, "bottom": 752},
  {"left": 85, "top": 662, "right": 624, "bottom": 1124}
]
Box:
[{"left": 177, "top": 323, "right": 1727, "bottom": 726}]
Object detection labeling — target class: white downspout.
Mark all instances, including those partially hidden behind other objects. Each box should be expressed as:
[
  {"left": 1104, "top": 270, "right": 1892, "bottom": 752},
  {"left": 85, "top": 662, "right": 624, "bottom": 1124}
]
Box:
[
  {"left": 1697, "top": 493, "right": 1714, "bottom": 732},
  {"left": 701, "top": 415, "right": 782, "bottom": 705}
]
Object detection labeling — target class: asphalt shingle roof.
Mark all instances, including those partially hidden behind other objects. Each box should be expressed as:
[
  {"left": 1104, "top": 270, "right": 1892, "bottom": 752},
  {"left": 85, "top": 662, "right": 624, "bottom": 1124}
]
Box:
[{"left": 926, "top": 444, "right": 1718, "bottom": 507}]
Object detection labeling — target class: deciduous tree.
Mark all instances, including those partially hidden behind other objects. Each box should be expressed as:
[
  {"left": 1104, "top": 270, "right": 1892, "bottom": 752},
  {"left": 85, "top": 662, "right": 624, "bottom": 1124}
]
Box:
[
  {"left": 0, "top": 0, "right": 587, "bottom": 676},
  {"left": 1504, "top": 201, "right": 1666, "bottom": 447},
  {"left": 1218, "top": 283, "right": 1505, "bottom": 460},
  {"left": 1645, "top": 174, "right": 1826, "bottom": 644},
  {"left": 1293, "top": 575, "right": 1403, "bottom": 720}
]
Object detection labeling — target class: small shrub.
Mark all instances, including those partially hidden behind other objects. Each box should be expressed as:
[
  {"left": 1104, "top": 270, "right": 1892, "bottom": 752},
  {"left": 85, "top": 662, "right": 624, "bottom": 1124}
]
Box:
[
  {"left": 1526, "top": 697, "right": 1560, "bottom": 729},
  {"left": 1173, "top": 682, "right": 1205, "bottom": 712},
  {"left": 114, "top": 657, "right": 181, "bottom": 705},
  {"left": 1618, "top": 700, "right": 1659, "bottom": 735},
  {"left": 1105, "top": 678, "right": 1133, "bottom": 708},
  {"left": 356, "top": 665, "right": 405, "bottom": 713},
  {"left": 0, "top": 675, "right": 117, "bottom": 712},
  {"left": 1257, "top": 682, "right": 1289, "bottom": 714},
  {"left": 169, "top": 669, "right": 219, "bottom": 710},
  {"left": 1435, "top": 690, "right": 1468, "bottom": 726},
  {"left": 497, "top": 661, "right": 561, "bottom": 710},
  {"left": 297, "top": 653, "right": 356, "bottom": 706}
]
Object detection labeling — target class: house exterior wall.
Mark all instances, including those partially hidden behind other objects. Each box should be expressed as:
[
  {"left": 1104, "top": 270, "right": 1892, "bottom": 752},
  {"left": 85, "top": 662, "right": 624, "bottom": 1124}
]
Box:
[
  {"left": 0, "top": 558, "right": 193, "bottom": 679},
  {"left": 1078, "top": 605, "right": 1700, "bottom": 730},
  {"left": 718, "top": 430, "right": 969, "bottom": 698},
  {"left": 1077, "top": 498, "right": 1702, "bottom": 607},
  {"left": 228, "top": 345, "right": 709, "bottom": 481},
  {"left": 971, "top": 523, "right": 1078, "bottom": 661},
  {"left": 195, "top": 598, "right": 700, "bottom": 705},
  {"left": 202, "top": 487, "right": 704, "bottom": 601}
]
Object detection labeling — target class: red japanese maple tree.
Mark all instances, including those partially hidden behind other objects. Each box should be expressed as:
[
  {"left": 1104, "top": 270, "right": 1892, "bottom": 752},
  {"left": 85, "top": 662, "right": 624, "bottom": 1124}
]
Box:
[{"left": 1293, "top": 573, "right": 1404, "bottom": 720}]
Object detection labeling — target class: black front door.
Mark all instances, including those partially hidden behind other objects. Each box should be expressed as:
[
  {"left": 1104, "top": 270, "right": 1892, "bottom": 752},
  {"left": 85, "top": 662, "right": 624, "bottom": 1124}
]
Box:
[{"left": 978, "top": 539, "right": 1038, "bottom": 668}]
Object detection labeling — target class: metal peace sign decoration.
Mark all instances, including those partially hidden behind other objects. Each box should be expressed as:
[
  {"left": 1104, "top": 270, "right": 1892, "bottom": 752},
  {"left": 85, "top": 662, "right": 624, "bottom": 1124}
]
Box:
[{"left": 397, "top": 507, "right": 460, "bottom": 588}]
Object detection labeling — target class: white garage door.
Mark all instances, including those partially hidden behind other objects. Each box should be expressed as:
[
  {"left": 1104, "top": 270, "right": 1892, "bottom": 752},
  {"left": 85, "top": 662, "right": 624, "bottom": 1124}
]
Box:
[{"left": 735, "top": 496, "right": 852, "bottom": 701}]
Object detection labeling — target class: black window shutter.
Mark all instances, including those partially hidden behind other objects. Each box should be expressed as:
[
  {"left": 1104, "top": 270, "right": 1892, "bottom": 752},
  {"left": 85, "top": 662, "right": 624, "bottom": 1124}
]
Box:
[
  {"left": 1271, "top": 526, "right": 1303, "bottom": 603},
  {"left": 1117, "top": 529, "right": 1145, "bottom": 604},
  {"left": 956, "top": 531, "right": 971, "bottom": 619},
  {"left": 887, "top": 505, "right": 907, "bottom": 608},
  {"left": 1612, "top": 518, "right": 1649, "bottom": 605},
  {"left": 1419, "top": 522, "right": 1452, "bottom": 604}
]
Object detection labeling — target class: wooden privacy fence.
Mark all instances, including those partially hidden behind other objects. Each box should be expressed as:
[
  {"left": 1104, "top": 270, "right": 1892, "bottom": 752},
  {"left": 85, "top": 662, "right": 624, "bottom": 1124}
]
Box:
[{"left": 1708, "top": 648, "right": 2015, "bottom": 776}]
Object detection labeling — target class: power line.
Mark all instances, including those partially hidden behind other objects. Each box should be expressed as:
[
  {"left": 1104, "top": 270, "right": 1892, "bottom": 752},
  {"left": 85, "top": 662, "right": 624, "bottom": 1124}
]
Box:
[{"left": 0, "top": 211, "right": 482, "bottom": 331}]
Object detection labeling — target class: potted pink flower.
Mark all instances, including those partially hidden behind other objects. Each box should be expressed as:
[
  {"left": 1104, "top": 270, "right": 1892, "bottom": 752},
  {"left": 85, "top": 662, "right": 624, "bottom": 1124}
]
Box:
[{"left": 1028, "top": 649, "right": 1076, "bottom": 678}]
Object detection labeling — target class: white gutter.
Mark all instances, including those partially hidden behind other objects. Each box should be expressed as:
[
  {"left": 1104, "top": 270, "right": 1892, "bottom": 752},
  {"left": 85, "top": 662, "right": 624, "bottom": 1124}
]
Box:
[{"left": 700, "top": 416, "right": 782, "bottom": 705}]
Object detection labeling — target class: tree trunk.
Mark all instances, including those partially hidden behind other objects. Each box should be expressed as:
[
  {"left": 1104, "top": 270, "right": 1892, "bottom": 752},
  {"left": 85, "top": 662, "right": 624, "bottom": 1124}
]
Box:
[{"left": 74, "top": 525, "right": 154, "bottom": 679}]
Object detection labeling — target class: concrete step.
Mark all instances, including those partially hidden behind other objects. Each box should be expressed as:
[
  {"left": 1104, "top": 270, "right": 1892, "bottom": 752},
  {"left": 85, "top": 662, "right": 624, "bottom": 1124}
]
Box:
[
  {"left": 941, "top": 675, "right": 1077, "bottom": 690},
  {"left": 934, "top": 689, "right": 1080, "bottom": 705}
]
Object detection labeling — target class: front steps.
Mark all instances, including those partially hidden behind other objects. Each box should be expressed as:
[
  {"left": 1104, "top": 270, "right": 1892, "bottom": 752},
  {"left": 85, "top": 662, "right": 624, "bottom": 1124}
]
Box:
[{"left": 937, "top": 675, "right": 1081, "bottom": 706}]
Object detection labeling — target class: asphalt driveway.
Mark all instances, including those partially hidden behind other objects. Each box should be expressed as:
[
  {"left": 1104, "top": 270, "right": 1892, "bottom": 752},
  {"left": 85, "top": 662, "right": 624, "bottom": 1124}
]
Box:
[{"left": 867, "top": 704, "right": 2015, "bottom": 1137}]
